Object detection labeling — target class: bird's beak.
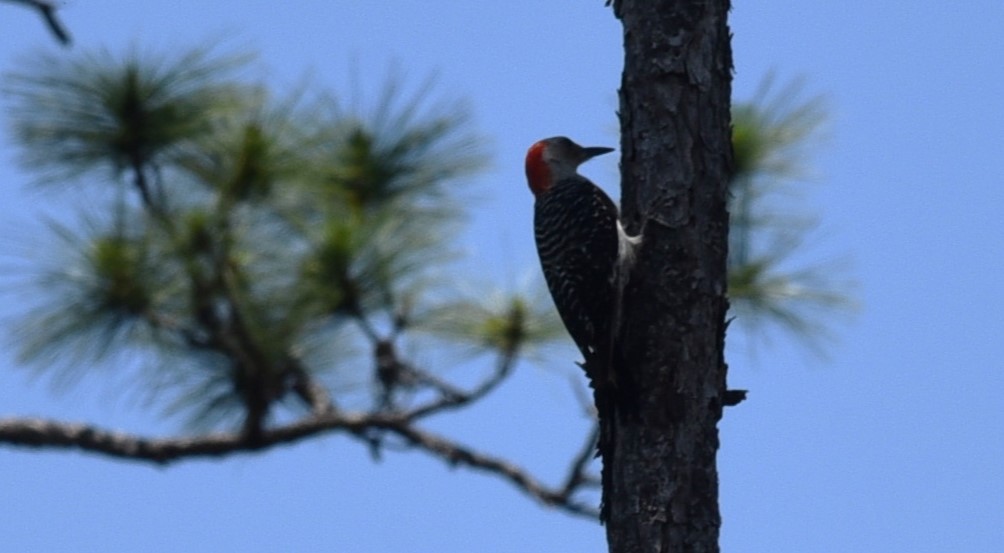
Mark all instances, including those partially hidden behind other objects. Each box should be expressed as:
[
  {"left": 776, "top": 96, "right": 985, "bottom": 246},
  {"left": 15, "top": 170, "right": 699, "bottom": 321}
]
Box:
[{"left": 581, "top": 146, "right": 615, "bottom": 161}]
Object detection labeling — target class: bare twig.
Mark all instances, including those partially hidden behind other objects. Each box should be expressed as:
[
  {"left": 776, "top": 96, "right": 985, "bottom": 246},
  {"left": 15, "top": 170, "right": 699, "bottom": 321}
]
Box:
[
  {"left": 559, "top": 424, "right": 601, "bottom": 496},
  {"left": 382, "top": 422, "right": 599, "bottom": 518},
  {"left": 4, "top": 0, "right": 71, "bottom": 45},
  {"left": 405, "top": 347, "right": 519, "bottom": 420},
  {"left": 288, "top": 359, "right": 335, "bottom": 414}
]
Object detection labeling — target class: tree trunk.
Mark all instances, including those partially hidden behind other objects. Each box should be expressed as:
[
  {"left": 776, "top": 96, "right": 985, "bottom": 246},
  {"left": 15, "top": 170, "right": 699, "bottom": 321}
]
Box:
[{"left": 607, "top": 1, "right": 733, "bottom": 552}]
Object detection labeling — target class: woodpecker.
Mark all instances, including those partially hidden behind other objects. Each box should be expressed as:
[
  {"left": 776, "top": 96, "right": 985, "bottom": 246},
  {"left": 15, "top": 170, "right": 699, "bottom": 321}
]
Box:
[
  {"left": 526, "top": 136, "right": 639, "bottom": 521},
  {"left": 526, "top": 136, "right": 637, "bottom": 383}
]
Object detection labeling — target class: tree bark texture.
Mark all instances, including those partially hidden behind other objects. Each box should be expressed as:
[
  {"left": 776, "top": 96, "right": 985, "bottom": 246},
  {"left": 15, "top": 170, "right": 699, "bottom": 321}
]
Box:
[{"left": 609, "top": 1, "right": 733, "bottom": 552}]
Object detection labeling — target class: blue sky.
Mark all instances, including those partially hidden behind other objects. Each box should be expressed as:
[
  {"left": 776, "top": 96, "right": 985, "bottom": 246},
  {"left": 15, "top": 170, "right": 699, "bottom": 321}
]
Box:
[{"left": 1, "top": 2, "right": 1002, "bottom": 552}]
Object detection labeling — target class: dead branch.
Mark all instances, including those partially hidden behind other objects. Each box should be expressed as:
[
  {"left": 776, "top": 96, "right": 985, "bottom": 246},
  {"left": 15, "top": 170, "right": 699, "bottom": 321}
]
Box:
[
  {"left": 385, "top": 421, "right": 599, "bottom": 518},
  {"left": 0, "top": 409, "right": 600, "bottom": 519},
  {"left": 405, "top": 347, "right": 518, "bottom": 420},
  {"left": 4, "top": 0, "right": 71, "bottom": 45}
]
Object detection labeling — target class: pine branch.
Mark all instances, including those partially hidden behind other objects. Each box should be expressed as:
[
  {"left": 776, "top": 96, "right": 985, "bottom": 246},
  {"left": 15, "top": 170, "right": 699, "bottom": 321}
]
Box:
[{"left": 0, "top": 411, "right": 600, "bottom": 519}]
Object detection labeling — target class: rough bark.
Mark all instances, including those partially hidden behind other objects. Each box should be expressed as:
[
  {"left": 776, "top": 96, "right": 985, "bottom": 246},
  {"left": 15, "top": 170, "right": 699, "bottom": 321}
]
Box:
[{"left": 607, "top": 1, "right": 733, "bottom": 552}]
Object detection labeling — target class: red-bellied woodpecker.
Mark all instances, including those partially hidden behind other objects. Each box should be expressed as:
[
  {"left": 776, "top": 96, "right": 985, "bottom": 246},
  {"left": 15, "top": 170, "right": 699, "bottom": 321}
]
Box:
[{"left": 525, "top": 136, "right": 639, "bottom": 521}]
